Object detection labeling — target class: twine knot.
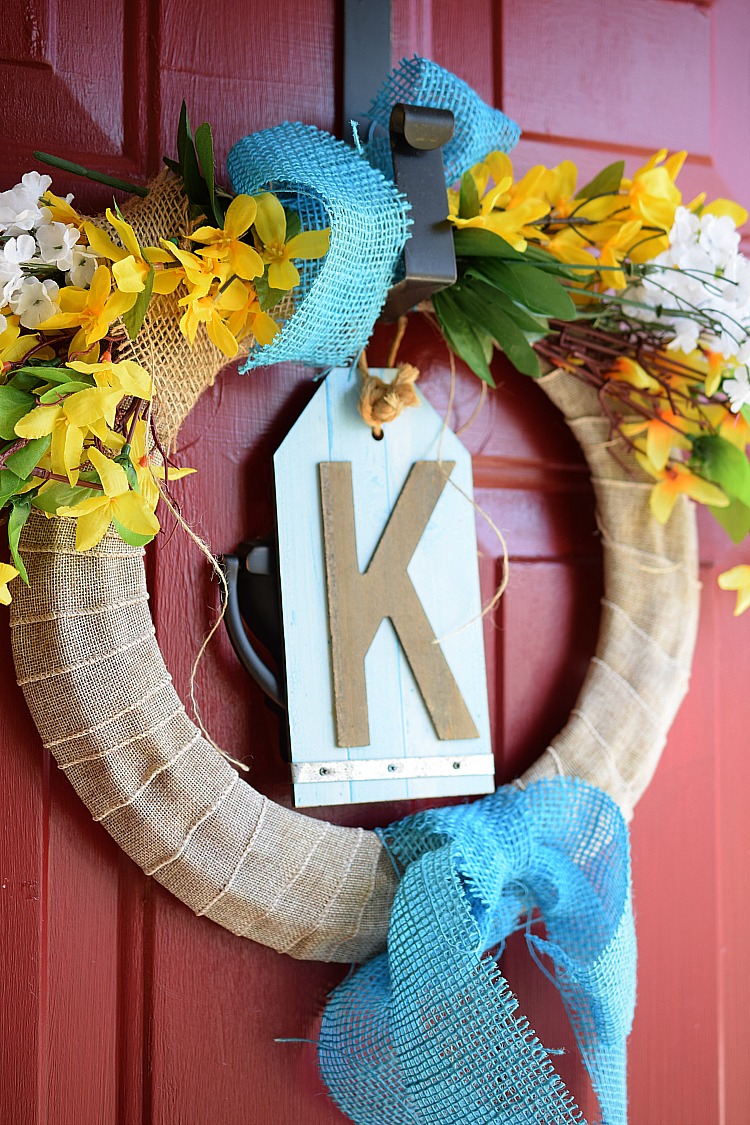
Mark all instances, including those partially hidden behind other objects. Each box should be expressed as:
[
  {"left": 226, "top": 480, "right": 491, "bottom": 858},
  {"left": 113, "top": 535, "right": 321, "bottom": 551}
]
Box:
[{"left": 358, "top": 362, "right": 420, "bottom": 439}]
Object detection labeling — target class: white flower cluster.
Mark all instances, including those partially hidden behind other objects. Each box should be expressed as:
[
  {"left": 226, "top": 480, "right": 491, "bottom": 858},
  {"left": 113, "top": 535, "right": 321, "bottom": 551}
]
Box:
[
  {"left": 626, "top": 206, "right": 750, "bottom": 411},
  {"left": 0, "top": 171, "right": 94, "bottom": 333}
]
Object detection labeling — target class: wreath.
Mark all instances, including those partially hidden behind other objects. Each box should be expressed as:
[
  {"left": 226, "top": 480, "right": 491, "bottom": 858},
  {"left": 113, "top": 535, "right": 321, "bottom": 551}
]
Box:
[{"left": 5, "top": 54, "right": 748, "bottom": 1124}]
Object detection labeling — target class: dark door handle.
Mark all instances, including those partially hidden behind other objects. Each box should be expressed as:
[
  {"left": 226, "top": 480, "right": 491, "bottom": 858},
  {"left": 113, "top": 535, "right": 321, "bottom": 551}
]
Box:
[{"left": 221, "top": 539, "right": 285, "bottom": 709}]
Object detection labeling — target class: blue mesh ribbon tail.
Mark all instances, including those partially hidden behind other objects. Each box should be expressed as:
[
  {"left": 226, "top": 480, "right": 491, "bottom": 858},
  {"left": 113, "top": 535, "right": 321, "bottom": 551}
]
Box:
[
  {"left": 228, "top": 123, "right": 411, "bottom": 371},
  {"left": 365, "top": 55, "right": 521, "bottom": 185},
  {"left": 319, "top": 777, "right": 635, "bottom": 1125},
  {"left": 227, "top": 58, "right": 520, "bottom": 370}
]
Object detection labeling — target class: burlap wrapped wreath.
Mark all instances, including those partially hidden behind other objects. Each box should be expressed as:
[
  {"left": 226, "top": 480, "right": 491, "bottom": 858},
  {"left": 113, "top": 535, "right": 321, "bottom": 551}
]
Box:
[{"left": 9, "top": 177, "right": 699, "bottom": 964}]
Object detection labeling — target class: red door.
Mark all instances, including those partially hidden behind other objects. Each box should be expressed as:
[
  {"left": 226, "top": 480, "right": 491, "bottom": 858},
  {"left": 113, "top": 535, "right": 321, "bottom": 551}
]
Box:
[{"left": 2, "top": 2, "right": 749, "bottom": 1123}]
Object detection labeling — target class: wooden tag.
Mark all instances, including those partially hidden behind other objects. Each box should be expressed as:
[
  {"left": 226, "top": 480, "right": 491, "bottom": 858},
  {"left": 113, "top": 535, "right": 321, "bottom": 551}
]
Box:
[{"left": 274, "top": 366, "right": 494, "bottom": 807}]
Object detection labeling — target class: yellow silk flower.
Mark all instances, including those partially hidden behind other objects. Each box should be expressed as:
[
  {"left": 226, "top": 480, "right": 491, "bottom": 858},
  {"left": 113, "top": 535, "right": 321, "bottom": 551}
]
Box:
[
  {"left": 190, "top": 195, "right": 264, "bottom": 281},
  {"left": 37, "top": 265, "right": 135, "bottom": 355},
  {"left": 85, "top": 210, "right": 178, "bottom": 295},
  {"left": 718, "top": 565, "right": 750, "bottom": 616},
  {"left": 636, "top": 455, "right": 728, "bottom": 523},
  {"left": 128, "top": 420, "right": 194, "bottom": 509},
  {"left": 253, "top": 193, "right": 330, "bottom": 291},
  {"left": 14, "top": 385, "right": 122, "bottom": 485},
  {"left": 0, "top": 562, "right": 19, "bottom": 606},
  {"left": 57, "top": 447, "right": 160, "bottom": 552}
]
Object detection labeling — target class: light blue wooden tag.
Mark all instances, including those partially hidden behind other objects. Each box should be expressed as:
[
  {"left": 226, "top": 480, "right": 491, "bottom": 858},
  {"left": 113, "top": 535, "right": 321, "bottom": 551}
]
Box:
[{"left": 274, "top": 365, "right": 494, "bottom": 807}]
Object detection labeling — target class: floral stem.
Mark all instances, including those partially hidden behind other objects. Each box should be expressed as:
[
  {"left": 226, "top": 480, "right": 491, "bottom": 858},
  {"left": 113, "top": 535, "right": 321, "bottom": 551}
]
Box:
[
  {"left": 31, "top": 468, "right": 104, "bottom": 490},
  {"left": 34, "top": 152, "right": 149, "bottom": 197}
]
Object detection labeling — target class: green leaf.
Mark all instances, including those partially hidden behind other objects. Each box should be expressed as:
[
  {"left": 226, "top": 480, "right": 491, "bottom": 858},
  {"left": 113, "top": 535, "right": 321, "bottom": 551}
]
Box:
[
  {"left": 255, "top": 272, "right": 287, "bottom": 313},
  {"left": 8, "top": 500, "right": 31, "bottom": 585},
  {"left": 30, "top": 480, "right": 99, "bottom": 514},
  {"left": 458, "top": 172, "right": 480, "bottom": 219},
  {"left": 0, "top": 386, "right": 35, "bottom": 440},
  {"left": 38, "top": 381, "right": 92, "bottom": 403},
  {"left": 0, "top": 469, "right": 24, "bottom": 507},
  {"left": 194, "top": 121, "right": 223, "bottom": 227},
  {"left": 5, "top": 435, "right": 51, "bottom": 478},
  {"left": 462, "top": 277, "right": 548, "bottom": 335},
  {"left": 175, "top": 104, "right": 211, "bottom": 216},
  {"left": 691, "top": 434, "right": 750, "bottom": 507},
  {"left": 7, "top": 372, "right": 40, "bottom": 392},
  {"left": 708, "top": 498, "right": 750, "bottom": 544},
  {"left": 11, "top": 366, "right": 83, "bottom": 389},
  {"left": 163, "top": 156, "right": 181, "bottom": 176},
  {"left": 122, "top": 266, "right": 155, "bottom": 341},
  {"left": 432, "top": 289, "right": 495, "bottom": 387},
  {"left": 284, "top": 209, "right": 302, "bottom": 240},
  {"left": 115, "top": 453, "right": 139, "bottom": 490},
  {"left": 469, "top": 259, "right": 577, "bottom": 320},
  {"left": 112, "top": 517, "right": 156, "bottom": 547},
  {"left": 453, "top": 229, "right": 582, "bottom": 279},
  {"left": 575, "top": 160, "right": 625, "bottom": 201},
  {"left": 177, "top": 101, "right": 189, "bottom": 174},
  {"left": 12, "top": 365, "right": 75, "bottom": 384},
  {"left": 454, "top": 228, "right": 528, "bottom": 260},
  {"left": 452, "top": 286, "right": 541, "bottom": 377}
]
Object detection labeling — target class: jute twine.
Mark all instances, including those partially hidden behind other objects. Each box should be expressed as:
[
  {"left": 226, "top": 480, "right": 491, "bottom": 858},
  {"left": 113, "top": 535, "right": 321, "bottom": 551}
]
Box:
[
  {"left": 358, "top": 358, "right": 420, "bottom": 438},
  {"left": 8, "top": 179, "right": 700, "bottom": 960}
]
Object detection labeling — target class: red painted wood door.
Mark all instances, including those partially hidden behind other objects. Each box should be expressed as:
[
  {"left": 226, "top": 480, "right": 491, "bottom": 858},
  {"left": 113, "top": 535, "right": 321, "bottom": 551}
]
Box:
[{"left": 2, "top": 2, "right": 749, "bottom": 1123}]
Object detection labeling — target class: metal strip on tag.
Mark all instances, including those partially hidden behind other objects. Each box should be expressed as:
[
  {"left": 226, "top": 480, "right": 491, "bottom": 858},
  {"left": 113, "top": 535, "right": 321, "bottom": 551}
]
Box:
[{"left": 291, "top": 753, "right": 496, "bottom": 784}]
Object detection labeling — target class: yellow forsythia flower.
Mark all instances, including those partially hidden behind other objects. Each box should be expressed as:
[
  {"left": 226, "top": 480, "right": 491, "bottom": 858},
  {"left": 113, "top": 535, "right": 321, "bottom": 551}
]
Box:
[
  {"left": 718, "top": 565, "right": 750, "bottom": 616},
  {"left": 0, "top": 562, "right": 19, "bottom": 606}
]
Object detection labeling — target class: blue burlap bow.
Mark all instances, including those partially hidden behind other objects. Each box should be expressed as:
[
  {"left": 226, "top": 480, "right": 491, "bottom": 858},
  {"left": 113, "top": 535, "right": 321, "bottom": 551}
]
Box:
[
  {"left": 319, "top": 777, "right": 635, "bottom": 1125},
  {"left": 226, "top": 57, "right": 520, "bottom": 371},
  {"left": 229, "top": 60, "right": 636, "bottom": 1123}
]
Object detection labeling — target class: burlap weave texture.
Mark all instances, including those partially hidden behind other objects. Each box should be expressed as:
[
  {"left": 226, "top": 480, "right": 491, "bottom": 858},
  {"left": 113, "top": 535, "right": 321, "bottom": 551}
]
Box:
[
  {"left": 519, "top": 371, "right": 700, "bottom": 817},
  {"left": 10, "top": 368, "right": 700, "bottom": 957},
  {"left": 11, "top": 516, "right": 397, "bottom": 961}
]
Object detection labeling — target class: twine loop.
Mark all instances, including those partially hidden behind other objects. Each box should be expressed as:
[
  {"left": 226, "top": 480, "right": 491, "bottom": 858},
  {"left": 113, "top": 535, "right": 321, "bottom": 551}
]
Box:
[{"left": 357, "top": 359, "right": 420, "bottom": 438}]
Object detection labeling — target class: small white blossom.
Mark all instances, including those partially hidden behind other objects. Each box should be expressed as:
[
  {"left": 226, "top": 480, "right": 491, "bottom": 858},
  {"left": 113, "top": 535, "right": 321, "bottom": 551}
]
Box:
[
  {"left": 20, "top": 171, "right": 52, "bottom": 200},
  {"left": 698, "top": 213, "right": 740, "bottom": 270},
  {"left": 0, "top": 259, "right": 24, "bottom": 306},
  {"left": 629, "top": 205, "right": 750, "bottom": 362},
  {"left": 668, "top": 207, "right": 700, "bottom": 251},
  {"left": 724, "top": 365, "right": 750, "bottom": 414},
  {"left": 0, "top": 172, "right": 53, "bottom": 236},
  {"left": 9, "top": 276, "right": 60, "bottom": 329},
  {"left": 2, "top": 234, "right": 37, "bottom": 266},
  {"left": 0, "top": 313, "right": 7, "bottom": 335},
  {"left": 67, "top": 246, "right": 98, "bottom": 288},
  {"left": 36, "top": 221, "right": 80, "bottom": 272},
  {"left": 666, "top": 317, "right": 701, "bottom": 354}
]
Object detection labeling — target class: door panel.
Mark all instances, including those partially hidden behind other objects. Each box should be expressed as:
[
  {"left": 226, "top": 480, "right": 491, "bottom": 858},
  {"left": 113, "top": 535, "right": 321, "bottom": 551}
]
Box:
[{"left": 1, "top": 2, "right": 748, "bottom": 1123}]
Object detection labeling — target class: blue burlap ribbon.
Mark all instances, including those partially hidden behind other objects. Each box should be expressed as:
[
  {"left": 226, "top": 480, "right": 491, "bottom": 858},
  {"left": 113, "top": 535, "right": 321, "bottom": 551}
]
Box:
[
  {"left": 227, "top": 63, "right": 636, "bottom": 1122},
  {"left": 227, "top": 57, "right": 520, "bottom": 370},
  {"left": 319, "top": 777, "right": 635, "bottom": 1125}
]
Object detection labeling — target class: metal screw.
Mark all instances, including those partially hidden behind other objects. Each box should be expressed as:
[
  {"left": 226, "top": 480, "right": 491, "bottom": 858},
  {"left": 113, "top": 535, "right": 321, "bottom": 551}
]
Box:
[
  {"left": 319, "top": 767, "right": 329, "bottom": 776},
  {"left": 452, "top": 761, "right": 461, "bottom": 770},
  {"left": 387, "top": 764, "right": 397, "bottom": 773}
]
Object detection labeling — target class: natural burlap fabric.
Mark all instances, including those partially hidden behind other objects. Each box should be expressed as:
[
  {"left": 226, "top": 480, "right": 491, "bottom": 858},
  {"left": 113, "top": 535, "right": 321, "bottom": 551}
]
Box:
[
  {"left": 91, "top": 174, "right": 295, "bottom": 450},
  {"left": 86, "top": 174, "right": 228, "bottom": 449},
  {"left": 9, "top": 367, "right": 699, "bottom": 959},
  {"left": 519, "top": 370, "right": 700, "bottom": 819},
  {"left": 10, "top": 516, "right": 397, "bottom": 961}
]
